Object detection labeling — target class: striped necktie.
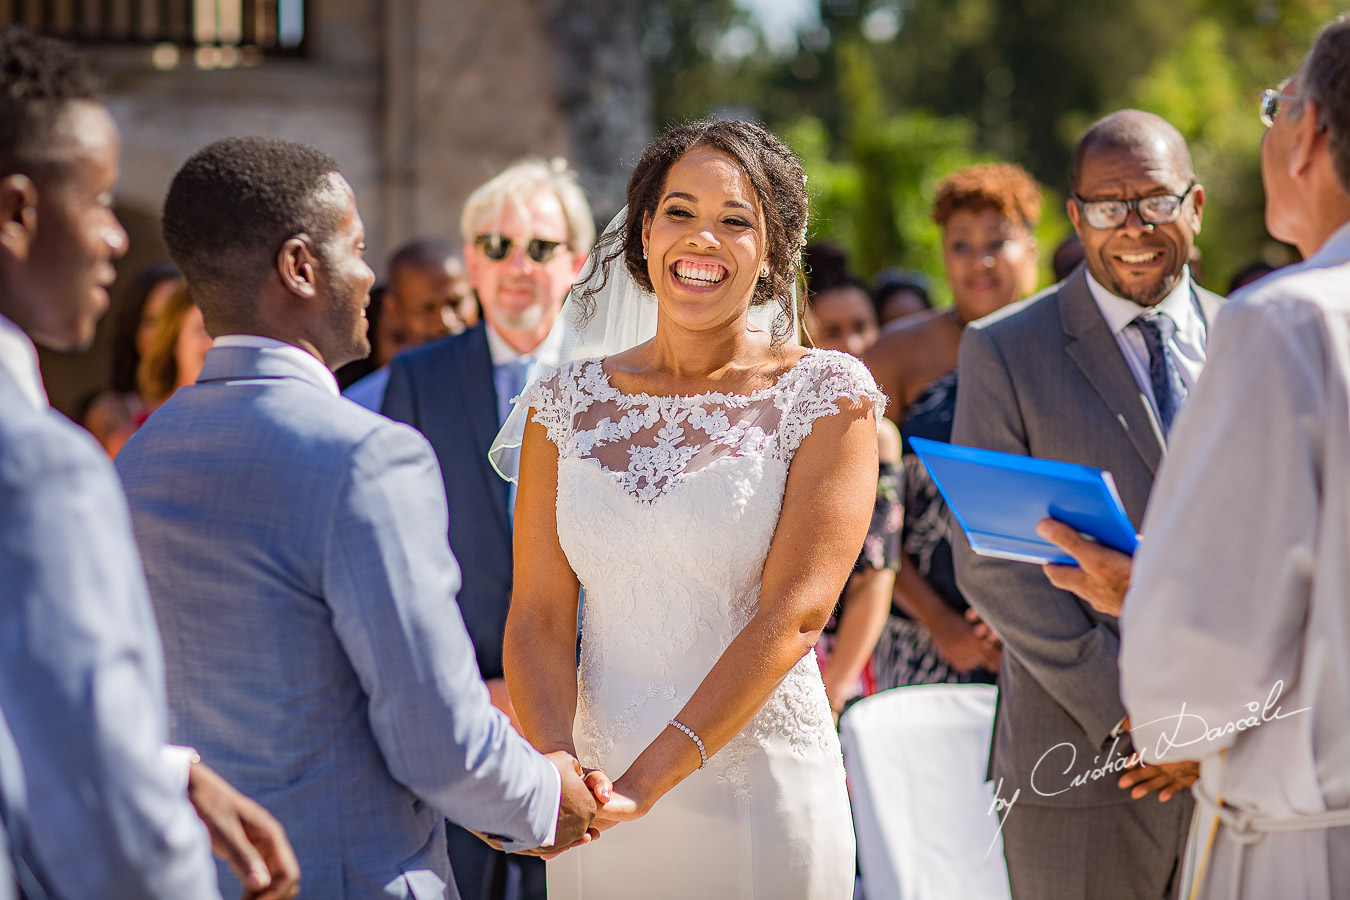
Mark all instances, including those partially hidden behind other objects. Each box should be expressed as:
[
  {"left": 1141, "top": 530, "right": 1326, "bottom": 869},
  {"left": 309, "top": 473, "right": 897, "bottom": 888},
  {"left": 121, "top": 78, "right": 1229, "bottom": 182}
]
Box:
[{"left": 1130, "top": 313, "right": 1187, "bottom": 438}]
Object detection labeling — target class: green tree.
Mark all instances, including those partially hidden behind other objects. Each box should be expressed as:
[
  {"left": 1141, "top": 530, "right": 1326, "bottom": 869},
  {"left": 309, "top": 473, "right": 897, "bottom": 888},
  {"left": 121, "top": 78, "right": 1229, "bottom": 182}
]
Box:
[
  {"left": 789, "top": 40, "right": 987, "bottom": 295},
  {"left": 1122, "top": 2, "right": 1337, "bottom": 283},
  {"left": 639, "top": 0, "right": 1342, "bottom": 290}
]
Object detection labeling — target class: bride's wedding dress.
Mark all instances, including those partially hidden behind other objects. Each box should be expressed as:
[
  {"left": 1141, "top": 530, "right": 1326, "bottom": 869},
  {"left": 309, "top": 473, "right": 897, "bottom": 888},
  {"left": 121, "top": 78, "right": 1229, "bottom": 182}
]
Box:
[{"left": 521, "top": 348, "right": 883, "bottom": 899}]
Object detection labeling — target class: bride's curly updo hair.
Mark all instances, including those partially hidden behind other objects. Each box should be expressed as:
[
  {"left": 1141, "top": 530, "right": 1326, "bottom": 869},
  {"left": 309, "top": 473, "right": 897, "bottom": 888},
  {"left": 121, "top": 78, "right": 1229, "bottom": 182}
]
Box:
[{"left": 578, "top": 118, "right": 808, "bottom": 344}]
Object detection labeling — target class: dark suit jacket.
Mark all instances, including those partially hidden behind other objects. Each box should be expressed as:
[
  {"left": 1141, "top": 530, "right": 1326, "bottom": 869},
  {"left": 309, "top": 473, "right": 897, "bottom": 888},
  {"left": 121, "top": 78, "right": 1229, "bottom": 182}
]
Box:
[
  {"left": 951, "top": 267, "right": 1224, "bottom": 809},
  {"left": 383, "top": 323, "right": 514, "bottom": 683}
]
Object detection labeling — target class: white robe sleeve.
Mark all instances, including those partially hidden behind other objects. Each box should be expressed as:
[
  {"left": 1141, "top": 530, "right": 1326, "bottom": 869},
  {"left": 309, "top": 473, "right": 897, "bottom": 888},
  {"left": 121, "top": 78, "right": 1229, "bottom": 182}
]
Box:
[{"left": 1120, "top": 295, "right": 1324, "bottom": 764}]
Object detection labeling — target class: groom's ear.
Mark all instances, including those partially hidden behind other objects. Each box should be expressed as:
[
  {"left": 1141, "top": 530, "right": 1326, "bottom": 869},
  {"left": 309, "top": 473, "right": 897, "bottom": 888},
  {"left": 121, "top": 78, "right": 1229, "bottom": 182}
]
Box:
[{"left": 277, "top": 234, "right": 320, "bottom": 300}]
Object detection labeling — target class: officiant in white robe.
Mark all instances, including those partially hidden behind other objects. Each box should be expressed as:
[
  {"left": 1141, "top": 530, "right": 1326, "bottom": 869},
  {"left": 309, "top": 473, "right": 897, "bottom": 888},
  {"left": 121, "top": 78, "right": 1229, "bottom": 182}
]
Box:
[{"left": 1118, "top": 17, "right": 1350, "bottom": 900}]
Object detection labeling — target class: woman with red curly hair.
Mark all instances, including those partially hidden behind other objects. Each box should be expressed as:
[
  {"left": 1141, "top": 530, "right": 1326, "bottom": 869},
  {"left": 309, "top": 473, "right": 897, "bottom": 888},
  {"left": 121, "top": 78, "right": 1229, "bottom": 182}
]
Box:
[{"left": 863, "top": 162, "right": 1042, "bottom": 688}]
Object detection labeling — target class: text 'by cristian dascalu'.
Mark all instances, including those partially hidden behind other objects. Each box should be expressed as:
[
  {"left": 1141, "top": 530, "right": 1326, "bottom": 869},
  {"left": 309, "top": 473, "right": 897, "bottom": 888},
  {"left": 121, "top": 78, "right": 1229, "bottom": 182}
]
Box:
[{"left": 983, "top": 680, "right": 1310, "bottom": 858}]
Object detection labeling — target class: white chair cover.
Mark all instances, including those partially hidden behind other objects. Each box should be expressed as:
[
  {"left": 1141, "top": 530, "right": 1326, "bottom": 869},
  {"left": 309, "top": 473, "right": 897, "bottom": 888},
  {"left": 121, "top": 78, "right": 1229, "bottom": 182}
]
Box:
[{"left": 840, "top": 683, "right": 1011, "bottom": 900}]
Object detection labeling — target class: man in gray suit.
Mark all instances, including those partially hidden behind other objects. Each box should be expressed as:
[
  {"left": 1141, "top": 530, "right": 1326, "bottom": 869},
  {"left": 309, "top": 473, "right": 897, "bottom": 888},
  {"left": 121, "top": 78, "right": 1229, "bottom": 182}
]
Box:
[
  {"left": 1039, "top": 18, "right": 1350, "bottom": 899},
  {"left": 952, "top": 111, "right": 1222, "bottom": 899},
  {"left": 0, "top": 27, "right": 298, "bottom": 900},
  {"left": 117, "top": 137, "right": 601, "bottom": 899}
]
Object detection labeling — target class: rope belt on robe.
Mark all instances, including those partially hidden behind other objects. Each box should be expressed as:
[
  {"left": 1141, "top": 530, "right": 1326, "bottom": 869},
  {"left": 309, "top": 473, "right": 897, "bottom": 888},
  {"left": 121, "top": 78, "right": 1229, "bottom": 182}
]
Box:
[{"left": 1187, "top": 772, "right": 1350, "bottom": 900}]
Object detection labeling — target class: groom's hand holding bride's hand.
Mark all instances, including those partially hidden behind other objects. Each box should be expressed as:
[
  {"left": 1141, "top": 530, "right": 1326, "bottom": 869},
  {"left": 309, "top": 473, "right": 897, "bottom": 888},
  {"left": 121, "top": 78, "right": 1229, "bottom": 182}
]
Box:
[
  {"left": 474, "top": 753, "right": 613, "bottom": 857},
  {"left": 525, "top": 753, "right": 615, "bottom": 858},
  {"left": 517, "top": 763, "right": 652, "bottom": 858},
  {"left": 590, "top": 771, "right": 653, "bottom": 834}
]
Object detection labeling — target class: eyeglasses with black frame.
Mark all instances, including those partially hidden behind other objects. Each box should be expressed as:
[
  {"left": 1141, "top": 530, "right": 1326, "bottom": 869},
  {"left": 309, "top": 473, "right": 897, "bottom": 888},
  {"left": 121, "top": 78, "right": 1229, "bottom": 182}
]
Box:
[
  {"left": 1260, "top": 88, "right": 1303, "bottom": 128},
  {"left": 474, "top": 233, "right": 569, "bottom": 264},
  {"left": 1073, "top": 184, "right": 1198, "bottom": 230}
]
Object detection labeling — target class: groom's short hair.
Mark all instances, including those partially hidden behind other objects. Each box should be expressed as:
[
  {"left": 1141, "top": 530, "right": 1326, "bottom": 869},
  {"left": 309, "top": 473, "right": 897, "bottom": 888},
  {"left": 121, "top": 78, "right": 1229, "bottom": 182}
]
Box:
[{"left": 162, "top": 136, "right": 342, "bottom": 322}]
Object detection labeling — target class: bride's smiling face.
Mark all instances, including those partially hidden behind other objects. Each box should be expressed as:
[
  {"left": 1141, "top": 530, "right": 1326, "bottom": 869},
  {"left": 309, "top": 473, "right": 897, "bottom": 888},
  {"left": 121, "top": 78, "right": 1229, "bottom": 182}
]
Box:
[{"left": 642, "top": 146, "right": 768, "bottom": 330}]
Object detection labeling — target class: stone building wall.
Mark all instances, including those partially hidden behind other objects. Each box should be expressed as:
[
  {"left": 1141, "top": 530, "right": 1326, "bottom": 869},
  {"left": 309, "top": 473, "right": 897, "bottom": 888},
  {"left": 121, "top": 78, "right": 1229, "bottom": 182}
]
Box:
[{"left": 38, "top": 0, "right": 649, "bottom": 416}]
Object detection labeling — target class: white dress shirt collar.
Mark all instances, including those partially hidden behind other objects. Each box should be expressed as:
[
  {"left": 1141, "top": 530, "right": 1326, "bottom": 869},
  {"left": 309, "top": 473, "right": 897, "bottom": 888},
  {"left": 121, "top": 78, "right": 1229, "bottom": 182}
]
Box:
[
  {"left": 1310, "top": 219, "right": 1350, "bottom": 266},
  {"left": 0, "top": 311, "right": 47, "bottom": 410},
  {"left": 484, "top": 318, "right": 564, "bottom": 368},
  {"left": 211, "top": 334, "right": 341, "bottom": 397},
  {"left": 1085, "top": 266, "right": 1202, "bottom": 338},
  {"left": 1084, "top": 266, "right": 1208, "bottom": 427}
]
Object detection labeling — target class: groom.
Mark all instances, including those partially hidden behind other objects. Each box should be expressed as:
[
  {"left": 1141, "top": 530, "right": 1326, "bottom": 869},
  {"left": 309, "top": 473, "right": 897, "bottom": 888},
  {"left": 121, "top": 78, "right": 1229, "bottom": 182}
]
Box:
[{"left": 116, "top": 137, "right": 601, "bottom": 898}]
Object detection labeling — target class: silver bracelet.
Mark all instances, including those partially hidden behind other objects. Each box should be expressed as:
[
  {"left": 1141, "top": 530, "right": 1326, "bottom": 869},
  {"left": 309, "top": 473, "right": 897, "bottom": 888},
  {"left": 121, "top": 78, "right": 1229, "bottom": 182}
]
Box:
[{"left": 668, "top": 719, "right": 707, "bottom": 769}]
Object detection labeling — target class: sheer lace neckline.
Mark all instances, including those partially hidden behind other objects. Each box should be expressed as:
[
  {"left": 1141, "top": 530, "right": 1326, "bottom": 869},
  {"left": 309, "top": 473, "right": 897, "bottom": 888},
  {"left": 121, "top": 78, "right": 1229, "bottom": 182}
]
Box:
[
  {"left": 524, "top": 348, "right": 885, "bottom": 505},
  {"left": 595, "top": 349, "right": 817, "bottom": 404}
]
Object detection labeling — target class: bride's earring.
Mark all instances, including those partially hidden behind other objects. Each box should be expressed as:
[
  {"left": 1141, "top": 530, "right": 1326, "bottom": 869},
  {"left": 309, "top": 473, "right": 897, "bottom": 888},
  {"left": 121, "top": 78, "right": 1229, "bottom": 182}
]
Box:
[
  {"left": 643, "top": 248, "right": 649, "bottom": 260},
  {"left": 759, "top": 266, "right": 769, "bottom": 278}
]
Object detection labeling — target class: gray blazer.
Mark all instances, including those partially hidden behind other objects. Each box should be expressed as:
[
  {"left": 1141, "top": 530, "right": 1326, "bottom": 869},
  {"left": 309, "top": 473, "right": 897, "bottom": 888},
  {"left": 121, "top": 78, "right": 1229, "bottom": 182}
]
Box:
[
  {"left": 0, "top": 364, "right": 219, "bottom": 899},
  {"left": 951, "top": 268, "right": 1224, "bottom": 809},
  {"left": 116, "top": 345, "right": 561, "bottom": 899}
]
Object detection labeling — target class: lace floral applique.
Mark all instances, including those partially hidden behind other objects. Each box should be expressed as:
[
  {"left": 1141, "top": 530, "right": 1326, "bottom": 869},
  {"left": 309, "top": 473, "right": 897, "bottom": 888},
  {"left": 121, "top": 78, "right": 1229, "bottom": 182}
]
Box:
[
  {"left": 624, "top": 419, "right": 699, "bottom": 502},
  {"left": 773, "top": 353, "right": 888, "bottom": 462},
  {"left": 576, "top": 672, "right": 687, "bottom": 768},
  {"left": 575, "top": 610, "right": 621, "bottom": 766},
  {"left": 526, "top": 351, "right": 885, "bottom": 475},
  {"left": 710, "top": 588, "right": 843, "bottom": 801},
  {"left": 713, "top": 654, "right": 843, "bottom": 802}
]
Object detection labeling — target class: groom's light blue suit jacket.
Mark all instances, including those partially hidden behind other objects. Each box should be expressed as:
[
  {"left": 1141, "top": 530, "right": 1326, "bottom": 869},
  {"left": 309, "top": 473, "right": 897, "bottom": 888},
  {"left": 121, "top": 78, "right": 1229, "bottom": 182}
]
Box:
[{"left": 116, "top": 345, "right": 560, "bottom": 899}]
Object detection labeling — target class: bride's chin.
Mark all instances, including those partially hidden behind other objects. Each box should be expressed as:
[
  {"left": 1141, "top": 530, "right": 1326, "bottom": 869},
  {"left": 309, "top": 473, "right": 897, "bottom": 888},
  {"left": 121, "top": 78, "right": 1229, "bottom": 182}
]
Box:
[{"left": 657, "top": 296, "right": 754, "bottom": 329}]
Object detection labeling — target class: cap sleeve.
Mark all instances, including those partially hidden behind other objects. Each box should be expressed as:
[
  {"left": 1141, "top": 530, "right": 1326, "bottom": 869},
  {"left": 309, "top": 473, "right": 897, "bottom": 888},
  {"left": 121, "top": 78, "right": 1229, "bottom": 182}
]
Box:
[
  {"left": 779, "top": 350, "right": 888, "bottom": 460},
  {"left": 519, "top": 366, "right": 570, "bottom": 450}
]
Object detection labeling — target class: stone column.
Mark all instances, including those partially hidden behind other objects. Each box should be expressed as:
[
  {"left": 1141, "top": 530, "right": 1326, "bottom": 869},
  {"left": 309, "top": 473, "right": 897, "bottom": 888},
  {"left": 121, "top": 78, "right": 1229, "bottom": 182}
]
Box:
[{"left": 381, "top": 0, "right": 649, "bottom": 250}]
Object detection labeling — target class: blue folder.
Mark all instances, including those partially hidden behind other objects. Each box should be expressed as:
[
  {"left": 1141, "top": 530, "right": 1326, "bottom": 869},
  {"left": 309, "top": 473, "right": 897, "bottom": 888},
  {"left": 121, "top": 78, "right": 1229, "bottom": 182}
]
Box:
[{"left": 909, "top": 437, "right": 1140, "bottom": 566}]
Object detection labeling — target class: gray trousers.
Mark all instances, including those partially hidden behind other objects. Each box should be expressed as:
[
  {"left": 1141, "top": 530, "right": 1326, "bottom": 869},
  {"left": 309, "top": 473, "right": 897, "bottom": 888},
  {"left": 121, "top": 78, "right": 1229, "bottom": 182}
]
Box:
[{"left": 1001, "top": 797, "right": 1193, "bottom": 900}]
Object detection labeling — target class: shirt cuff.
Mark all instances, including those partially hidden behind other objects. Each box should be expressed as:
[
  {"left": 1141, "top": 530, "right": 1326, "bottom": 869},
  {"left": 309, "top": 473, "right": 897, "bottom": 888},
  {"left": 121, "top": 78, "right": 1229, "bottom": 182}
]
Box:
[
  {"left": 496, "top": 758, "right": 562, "bottom": 853},
  {"left": 161, "top": 744, "right": 199, "bottom": 794}
]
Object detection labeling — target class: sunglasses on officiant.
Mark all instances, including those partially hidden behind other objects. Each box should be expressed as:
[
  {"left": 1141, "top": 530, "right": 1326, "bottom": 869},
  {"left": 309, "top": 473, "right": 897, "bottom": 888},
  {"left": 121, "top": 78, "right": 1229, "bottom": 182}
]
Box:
[
  {"left": 1072, "top": 184, "right": 1197, "bottom": 230},
  {"left": 473, "top": 233, "right": 569, "bottom": 264}
]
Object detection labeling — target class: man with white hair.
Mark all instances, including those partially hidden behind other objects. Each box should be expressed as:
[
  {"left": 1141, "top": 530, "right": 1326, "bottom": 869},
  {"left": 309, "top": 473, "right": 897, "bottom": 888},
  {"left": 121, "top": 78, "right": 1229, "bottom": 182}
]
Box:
[{"left": 383, "top": 158, "right": 593, "bottom": 900}]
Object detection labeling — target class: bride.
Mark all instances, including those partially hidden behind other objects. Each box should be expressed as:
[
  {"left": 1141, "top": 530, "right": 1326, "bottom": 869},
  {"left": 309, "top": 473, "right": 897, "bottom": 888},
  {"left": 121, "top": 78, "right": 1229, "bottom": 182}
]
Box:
[{"left": 502, "top": 119, "right": 884, "bottom": 898}]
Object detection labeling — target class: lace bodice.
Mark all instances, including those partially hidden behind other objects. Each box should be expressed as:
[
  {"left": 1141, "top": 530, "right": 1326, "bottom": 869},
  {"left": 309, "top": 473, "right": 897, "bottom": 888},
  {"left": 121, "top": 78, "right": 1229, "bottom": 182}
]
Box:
[{"left": 521, "top": 348, "right": 885, "bottom": 798}]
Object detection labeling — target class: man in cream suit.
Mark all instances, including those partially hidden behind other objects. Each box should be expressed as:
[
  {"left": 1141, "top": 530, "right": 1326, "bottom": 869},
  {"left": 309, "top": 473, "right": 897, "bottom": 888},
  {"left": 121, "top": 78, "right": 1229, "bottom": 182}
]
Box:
[
  {"left": 951, "top": 111, "right": 1223, "bottom": 899},
  {"left": 0, "top": 28, "right": 297, "bottom": 900},
  {"left": 117, "top": 137, "right": 600, "bottom": 899}
]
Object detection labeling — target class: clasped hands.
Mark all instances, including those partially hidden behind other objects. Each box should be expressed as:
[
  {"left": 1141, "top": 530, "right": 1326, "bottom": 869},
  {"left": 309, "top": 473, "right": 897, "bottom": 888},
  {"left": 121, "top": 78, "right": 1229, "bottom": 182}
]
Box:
[{"left": 475, "top": 751, "right": 648, "bottom": 859}]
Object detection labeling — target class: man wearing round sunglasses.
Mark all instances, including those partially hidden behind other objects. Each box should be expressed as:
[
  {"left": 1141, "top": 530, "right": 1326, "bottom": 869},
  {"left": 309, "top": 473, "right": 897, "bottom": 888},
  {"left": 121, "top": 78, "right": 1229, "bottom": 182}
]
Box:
[
  {"left": 951, "top": 110, "right": 1223, "bottom": 900},
  {"left": 383, "top": 157, "right": 593, "bottom": 900}
]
